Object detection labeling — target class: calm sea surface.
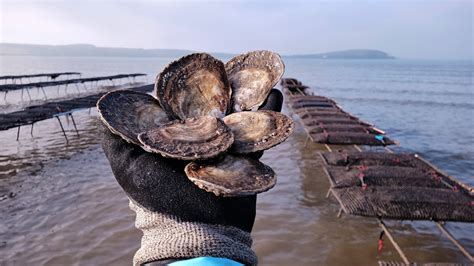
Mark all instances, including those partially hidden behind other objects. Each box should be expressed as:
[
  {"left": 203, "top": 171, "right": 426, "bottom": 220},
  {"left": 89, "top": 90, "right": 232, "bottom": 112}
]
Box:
[{"left": 0, "top": 55, "right": 473, "bottom": 265}]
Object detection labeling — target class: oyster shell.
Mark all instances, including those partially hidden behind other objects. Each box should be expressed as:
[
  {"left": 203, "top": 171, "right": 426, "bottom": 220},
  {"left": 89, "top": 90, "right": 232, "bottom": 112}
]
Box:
[
  {"left": 97, "top": 90, "right": 170, "bottom": 145},
  {"left": 225, "top": 50, "right": 284, "bottom": 112},
  {"left": 223, "top": 110, "right": 294, "bottom": 154},
  {"left": 185, "top": 154, "right": 276, "bottom": 197},
  {"left": 155, "top": 53, "right": 231, "bottom": 120},
  {"left": 138, "top": 115, "right": 234, "bottom": 160}
]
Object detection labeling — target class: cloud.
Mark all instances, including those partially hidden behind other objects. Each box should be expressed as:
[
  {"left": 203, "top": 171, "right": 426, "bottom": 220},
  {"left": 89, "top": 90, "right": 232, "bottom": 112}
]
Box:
[{"left": 0, "top": 0, "right": 472, "bottom": 59}]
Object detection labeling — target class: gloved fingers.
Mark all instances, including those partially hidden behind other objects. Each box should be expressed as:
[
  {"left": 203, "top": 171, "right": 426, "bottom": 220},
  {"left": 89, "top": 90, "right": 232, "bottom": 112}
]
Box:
[
  {"left": 100, "top": 122, "right": 132, "bottom": 158},
  {"left": 222, "top": 195, "right": 257, "bottom": 232},
  {"left": 100, "top": 121, "right": 257, "bottom": 232},
  {"left": 247, "top": 151, "right": 264, "bottom": 160},
  {"left": 258, "top": 88, "right": 283, "bottom": 112}
]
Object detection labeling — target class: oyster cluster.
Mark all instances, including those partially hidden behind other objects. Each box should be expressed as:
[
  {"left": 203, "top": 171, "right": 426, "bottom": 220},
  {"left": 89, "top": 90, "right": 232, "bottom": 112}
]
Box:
[{"left": 98, "top": 50, "right": 294, "bottom": 197}]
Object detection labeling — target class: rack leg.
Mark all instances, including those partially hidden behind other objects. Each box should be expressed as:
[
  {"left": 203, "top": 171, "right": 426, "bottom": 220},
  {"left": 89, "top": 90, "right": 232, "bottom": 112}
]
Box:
[
  {"left": 326, "top": 188, "right": 332, "bottom": 198},
  {"left": 324, "top": 144, "right": 332, "bottom": 152},
  {"left": 30, "top": 123, "right": 34, "bottom": 137},
  {"left": 384, "top": 146, "right": 394, "bottom": 153},
  {"left": 26, "top": 89, "right": 32, "bottom": 101},
  {"left": 304, "top": 135, "right": 310, "bottom": 147},
  {"left": 69, "top": 113, "right": 80, "bottom": 137},
  {"left": 378, "top": 219, "right": 410, "bottom": 264},
  {"left": 56, "top": 116, "right": 69, "bottom": 143},
  {"left": 40, "top": 87, "right": 48, "bottom": 99},
  {"left": 16, "top": 126, "right": 20, "bottom": 141},
  {"left": 436, "top": 222, "right": 473, "bottom": 262}
]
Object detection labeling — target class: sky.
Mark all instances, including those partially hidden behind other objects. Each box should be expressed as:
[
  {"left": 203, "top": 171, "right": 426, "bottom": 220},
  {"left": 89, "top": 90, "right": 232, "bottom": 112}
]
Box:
[{"left": 0, "top": 0, "right": 472, "bottom": 60}]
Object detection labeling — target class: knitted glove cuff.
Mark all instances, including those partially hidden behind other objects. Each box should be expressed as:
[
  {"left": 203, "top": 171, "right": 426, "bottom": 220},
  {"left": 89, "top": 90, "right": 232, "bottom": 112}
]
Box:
[{"left": 129, "top": 201, "right": 258, "bottom": 266}]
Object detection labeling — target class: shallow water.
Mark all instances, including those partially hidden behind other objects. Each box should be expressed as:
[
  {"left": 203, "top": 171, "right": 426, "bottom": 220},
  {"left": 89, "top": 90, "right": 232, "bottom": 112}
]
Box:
[{"left": 0, "top": 56, "right": 473, "bottom": 265}]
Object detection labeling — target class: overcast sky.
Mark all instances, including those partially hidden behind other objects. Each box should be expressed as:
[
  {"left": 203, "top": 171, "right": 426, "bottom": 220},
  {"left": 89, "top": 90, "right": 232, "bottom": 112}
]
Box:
[{"left": 0, "top": 0, "right": 472, "bottom": 59}]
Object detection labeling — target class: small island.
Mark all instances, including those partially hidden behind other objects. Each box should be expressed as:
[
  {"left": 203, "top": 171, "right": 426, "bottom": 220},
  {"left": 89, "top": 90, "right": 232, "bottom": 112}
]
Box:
[{"left": 286, "top": 49, "right": 395, "bottom": 59}]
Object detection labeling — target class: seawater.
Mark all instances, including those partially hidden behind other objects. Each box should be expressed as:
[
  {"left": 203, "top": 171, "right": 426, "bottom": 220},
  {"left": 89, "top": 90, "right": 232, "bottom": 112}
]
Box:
[{"left": 0, "top": 55, "right": 472, "bottom": 265}]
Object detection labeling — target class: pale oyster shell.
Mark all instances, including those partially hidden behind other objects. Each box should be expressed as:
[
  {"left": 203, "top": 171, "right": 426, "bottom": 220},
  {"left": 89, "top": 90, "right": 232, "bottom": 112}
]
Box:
[
  {"left": 223, "top": 110, "right": 294, "bottom": 154},
  {"left": 225, "top": 50, "right": 284, "bottom": 112},
  {"left": 155, "top": 53, "right": 231, "bottom": 120},
  {"left": 185, "top": 154, "right": 276, "bottom": 197}
]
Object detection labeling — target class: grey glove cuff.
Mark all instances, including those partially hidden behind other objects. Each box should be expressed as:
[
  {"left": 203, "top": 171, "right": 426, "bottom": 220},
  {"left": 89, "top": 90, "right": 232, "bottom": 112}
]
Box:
[{"left": 129, "top": 200, "right": 258, "bottom": 266}]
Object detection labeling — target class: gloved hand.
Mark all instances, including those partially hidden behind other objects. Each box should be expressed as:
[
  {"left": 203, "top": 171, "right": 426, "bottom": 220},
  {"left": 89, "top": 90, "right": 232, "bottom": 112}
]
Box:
[{"left": 101, "top": 89, "right": 283, "bottom": 266}]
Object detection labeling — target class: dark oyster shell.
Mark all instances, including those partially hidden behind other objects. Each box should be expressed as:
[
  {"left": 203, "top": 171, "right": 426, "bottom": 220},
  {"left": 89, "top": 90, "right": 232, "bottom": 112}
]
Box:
[
  {"left": 138, "top": 115, "right": 234, "bottom": 160},
  {"left": 97, "top": 90, "right": 170, "bottom": 145}
]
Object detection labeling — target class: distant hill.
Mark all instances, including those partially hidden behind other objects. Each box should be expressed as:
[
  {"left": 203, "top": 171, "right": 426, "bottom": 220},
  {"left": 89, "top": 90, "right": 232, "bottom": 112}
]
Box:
[
  {"left": 0, "top": 43, "right": 196, "bottom": 58},
  {"left": 286, "top": 49, "right": 395, "bottom": 59},
  {"left": 0, "top": 43, "right": 395, "bottom": 59}
]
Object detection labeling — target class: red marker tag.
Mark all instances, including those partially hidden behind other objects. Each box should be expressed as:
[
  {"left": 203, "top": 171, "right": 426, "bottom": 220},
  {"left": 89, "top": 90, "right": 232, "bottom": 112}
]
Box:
[{"left": 378, "top": 231, "right": 385, "bottom": 253}]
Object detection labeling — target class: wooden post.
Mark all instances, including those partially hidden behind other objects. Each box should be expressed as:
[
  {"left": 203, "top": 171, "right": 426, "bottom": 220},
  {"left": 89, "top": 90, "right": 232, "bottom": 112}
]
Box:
[
  {"left": 436, "top": 222, "right": 473, "bottom": 262},
  {"left": 26, "top": 88, "right": 32, "bottom": 101},
  {"left": 69, "top": 113, "right": 80, "bottom": 137},
  {"left": 326, "top": 188, "right": 332, "bottom": 198},
  {"left": 324, "top": 144, "right": 332, "bottom": 152},
  {"left": 378, "top": 219, "right": 410, "bottom": 264},
  {"left": 40, "top": 87, "right": 48, "bottom": 99},
  {"left": 56, "top": 116, "right": 69, "bottom": 143}
]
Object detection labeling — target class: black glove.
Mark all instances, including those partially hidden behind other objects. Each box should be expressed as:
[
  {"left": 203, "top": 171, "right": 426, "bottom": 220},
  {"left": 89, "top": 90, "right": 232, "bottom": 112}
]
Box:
[{"left": 101, "top": 89, "right": 283, "bottom": 232}]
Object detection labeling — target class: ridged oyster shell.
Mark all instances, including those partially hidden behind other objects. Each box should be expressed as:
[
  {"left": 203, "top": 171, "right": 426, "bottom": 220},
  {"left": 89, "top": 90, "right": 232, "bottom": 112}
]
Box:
[
  {"left": 155, "top": 53, "right": 231, "bottom": 120},
  {"left": 225, "top": 50, "right": 284, "bottom": 112},
  {"left": 97, "top": 90, "right": 170, "bottom": 145},
  {"left": 185, "top": 154, "right": 276, "bottom": 197},
  {"left": 223, "top": 110, "right": 294, "bottom": 154},
  {"left": 138, "top": 115, "right": 234, "bottom": 160}
]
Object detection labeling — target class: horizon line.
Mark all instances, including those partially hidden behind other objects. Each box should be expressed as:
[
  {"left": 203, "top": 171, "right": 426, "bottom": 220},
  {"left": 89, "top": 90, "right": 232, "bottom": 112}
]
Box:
[{"left": 2, "top": 41, "right": 473, "bottom": 61}]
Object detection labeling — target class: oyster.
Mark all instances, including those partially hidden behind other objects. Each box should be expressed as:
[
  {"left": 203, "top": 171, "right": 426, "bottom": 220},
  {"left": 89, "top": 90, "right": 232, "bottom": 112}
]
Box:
[
  {"left": 225, "top": 50, "right": 284, "bottom": 112},
  {"left": 155, "top": 53, "right": 231, "bottom": 120},
  {"left": 99, "top": 51, "right": 292, "bottom": 197},
  {"left": 138, "top": 115, "right": 234, "bottom": 160},
  {"left": 223, "top": 110, "right": 294, "bottom": 154},
  {"left": 97, "top": 90, "right": 170, "bottom": 145},
  {"left": 185, "top": 154, "right": 276, "bottom": 197}
]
